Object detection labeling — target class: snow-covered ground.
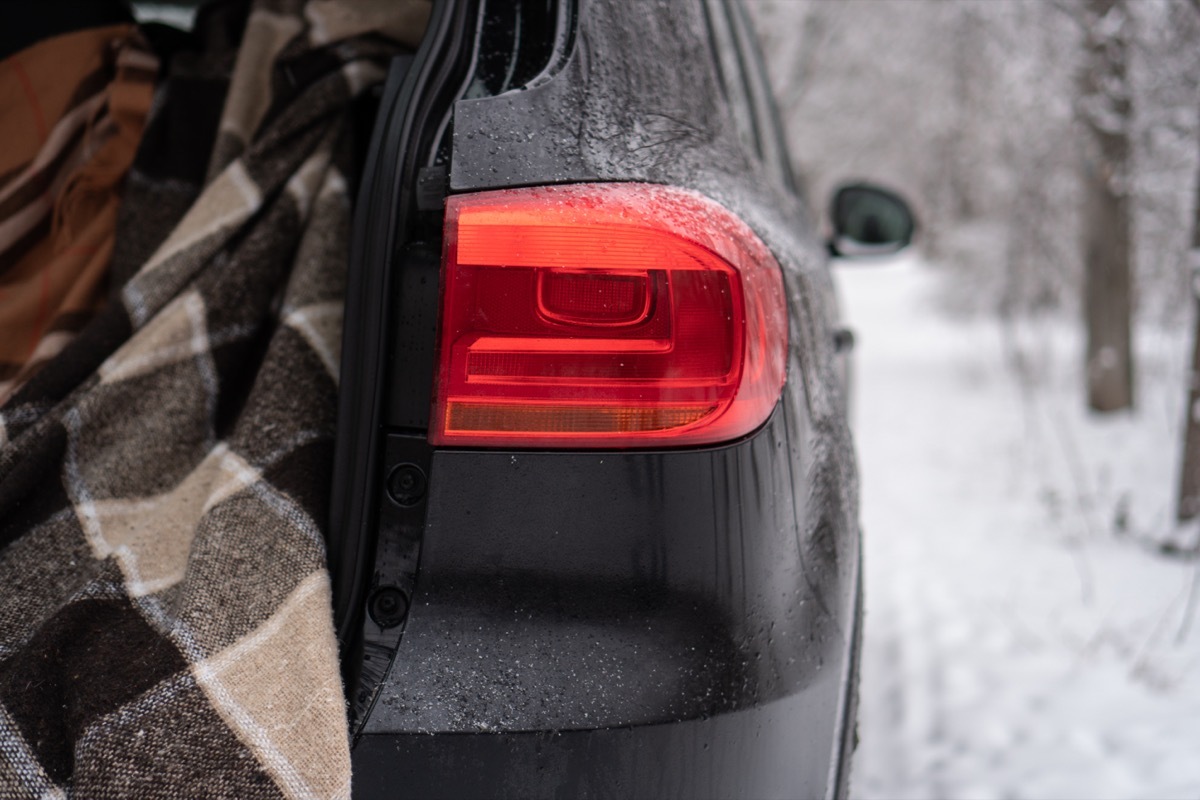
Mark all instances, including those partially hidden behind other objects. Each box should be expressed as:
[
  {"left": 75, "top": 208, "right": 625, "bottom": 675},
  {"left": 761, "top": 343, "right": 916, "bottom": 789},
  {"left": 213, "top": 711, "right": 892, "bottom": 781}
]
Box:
[{"left": 838, "top": 257, "right": 1200, "bottom": 800}]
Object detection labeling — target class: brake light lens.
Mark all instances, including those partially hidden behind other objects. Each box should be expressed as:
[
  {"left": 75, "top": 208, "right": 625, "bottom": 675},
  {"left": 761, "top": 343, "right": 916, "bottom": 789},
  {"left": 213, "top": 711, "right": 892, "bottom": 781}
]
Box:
[{"left": 430, "top": 183, "right": 787, "bottom": 448}]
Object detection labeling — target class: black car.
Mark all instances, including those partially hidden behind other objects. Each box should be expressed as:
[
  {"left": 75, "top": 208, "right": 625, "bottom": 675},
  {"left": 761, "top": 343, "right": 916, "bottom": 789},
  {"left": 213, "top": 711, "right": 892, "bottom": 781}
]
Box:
[{"left": 329, "top": 1, "right": 914, "bottom": 797}]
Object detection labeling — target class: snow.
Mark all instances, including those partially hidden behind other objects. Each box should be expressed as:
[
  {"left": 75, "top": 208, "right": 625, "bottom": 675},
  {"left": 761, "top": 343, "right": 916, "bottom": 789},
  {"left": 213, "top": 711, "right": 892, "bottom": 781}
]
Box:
[
  {"left": 838, "top": 256, "right": 1200, "bottom": 800},
  {"left": 131, "top": 4, "right": 197, "bottom": 30}
]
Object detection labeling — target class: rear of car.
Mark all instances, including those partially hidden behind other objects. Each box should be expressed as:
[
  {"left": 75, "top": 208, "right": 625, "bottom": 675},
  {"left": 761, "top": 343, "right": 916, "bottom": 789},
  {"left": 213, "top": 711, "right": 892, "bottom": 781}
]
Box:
[{"left": 329, "top": 1, "right": 863, "bottom": 797}]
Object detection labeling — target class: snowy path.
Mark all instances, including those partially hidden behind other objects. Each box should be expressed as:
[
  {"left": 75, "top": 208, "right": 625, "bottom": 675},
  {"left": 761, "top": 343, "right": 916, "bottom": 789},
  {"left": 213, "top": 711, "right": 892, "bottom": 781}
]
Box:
[{"left": 838, "top": 258, "right": 1200, "bottom": 800}]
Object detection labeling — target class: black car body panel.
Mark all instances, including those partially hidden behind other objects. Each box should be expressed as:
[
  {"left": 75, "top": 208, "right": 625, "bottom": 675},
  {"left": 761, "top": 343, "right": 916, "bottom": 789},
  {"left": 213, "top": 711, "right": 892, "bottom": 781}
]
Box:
[
  {"left": 367, "top": 403, "right": 836, "bottom": 732},
  {"left": 336, "top": 0, "right": 862, "bottom": 797},
  {"left": 356, "top": 402, "right": 858, "bottom": 799},
  {"left": 354, "top": 686, "right": 845, "bottom": 799}
]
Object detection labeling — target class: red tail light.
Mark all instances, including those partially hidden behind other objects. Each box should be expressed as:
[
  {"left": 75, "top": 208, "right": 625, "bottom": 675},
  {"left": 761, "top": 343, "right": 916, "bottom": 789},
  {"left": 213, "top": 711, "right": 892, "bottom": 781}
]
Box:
[{"left": 430, "top": 183, "right": 787, "bottom": 448}]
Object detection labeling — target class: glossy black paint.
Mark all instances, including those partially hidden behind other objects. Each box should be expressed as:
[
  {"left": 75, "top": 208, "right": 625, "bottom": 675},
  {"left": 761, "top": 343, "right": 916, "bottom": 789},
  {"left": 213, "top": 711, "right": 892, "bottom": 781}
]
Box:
[
  {"left": 365, "top": 402, "right": 844, "bottom": 727},
  {"left": 445, "top": 0, "right": 859, "bottom": 611},
  {"left": 342, "top": 0, "right": 864, "bottom": 797},
  {"left": 354, "top": 687, "right": 844, "bottom": 800},
  {"left": 356, "top": 405, "right": 859, "bottom": 799}
]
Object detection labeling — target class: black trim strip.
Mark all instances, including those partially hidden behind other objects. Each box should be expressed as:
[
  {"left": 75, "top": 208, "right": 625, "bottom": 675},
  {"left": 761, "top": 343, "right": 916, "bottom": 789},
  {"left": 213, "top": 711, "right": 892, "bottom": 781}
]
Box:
[{"left": 329, "top": 0, "right": 479, "bottom": 650}]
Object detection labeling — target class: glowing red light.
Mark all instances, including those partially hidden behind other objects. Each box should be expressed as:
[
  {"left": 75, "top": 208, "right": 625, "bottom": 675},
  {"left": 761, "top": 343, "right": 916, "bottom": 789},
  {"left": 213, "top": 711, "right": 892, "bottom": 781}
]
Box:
[{"left": 430, "top": 183, "right": 787, "bottom": 448}]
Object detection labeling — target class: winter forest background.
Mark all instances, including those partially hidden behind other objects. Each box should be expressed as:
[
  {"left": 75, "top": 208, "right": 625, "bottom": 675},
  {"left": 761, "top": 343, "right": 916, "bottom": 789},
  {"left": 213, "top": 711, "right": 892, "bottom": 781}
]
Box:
[
  {"left": 746, "top": 2, "right": 1200, "bottom": 798},
  {"left": 751, "top": 0, "right": 1199, "bottom": 325}
]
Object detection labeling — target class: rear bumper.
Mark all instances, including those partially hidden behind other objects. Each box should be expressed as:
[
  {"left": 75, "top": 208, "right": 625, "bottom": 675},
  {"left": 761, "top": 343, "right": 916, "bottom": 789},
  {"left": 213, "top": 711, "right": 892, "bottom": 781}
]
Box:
[
  {"left": 354, "top": 675, "right": 852, "bottom": 799},
  {"left": 353, "top": 399, "right": 860, "bottom": 798}
]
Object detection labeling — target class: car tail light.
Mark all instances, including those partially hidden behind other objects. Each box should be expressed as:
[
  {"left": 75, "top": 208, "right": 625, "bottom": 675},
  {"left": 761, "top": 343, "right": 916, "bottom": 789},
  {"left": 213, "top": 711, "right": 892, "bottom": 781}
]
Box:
[{"left": 430, "top": 183, "right": 787, "bottom": 448}]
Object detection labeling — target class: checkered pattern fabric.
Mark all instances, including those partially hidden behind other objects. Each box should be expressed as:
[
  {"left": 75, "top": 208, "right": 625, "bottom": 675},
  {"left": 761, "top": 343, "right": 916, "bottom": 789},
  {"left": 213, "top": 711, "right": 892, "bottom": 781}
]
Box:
[{"left": 0, "top": 1, "right": 428, "bottom": 797}]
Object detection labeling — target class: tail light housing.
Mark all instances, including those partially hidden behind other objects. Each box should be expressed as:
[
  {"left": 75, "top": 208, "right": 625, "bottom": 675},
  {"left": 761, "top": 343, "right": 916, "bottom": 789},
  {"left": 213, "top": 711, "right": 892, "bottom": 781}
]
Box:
[{"left": 430, "top": 183, "right": 787, "bottom": 448}]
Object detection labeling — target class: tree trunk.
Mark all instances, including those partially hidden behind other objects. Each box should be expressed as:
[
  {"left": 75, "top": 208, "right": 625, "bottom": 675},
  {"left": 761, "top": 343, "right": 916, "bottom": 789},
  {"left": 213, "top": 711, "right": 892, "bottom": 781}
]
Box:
[
  {"left": 1176, "top": 150, "right": 1200, "bottom": 521},
  {"left": 1080, "top": 0, "right": 1134, "bottom": 413}
]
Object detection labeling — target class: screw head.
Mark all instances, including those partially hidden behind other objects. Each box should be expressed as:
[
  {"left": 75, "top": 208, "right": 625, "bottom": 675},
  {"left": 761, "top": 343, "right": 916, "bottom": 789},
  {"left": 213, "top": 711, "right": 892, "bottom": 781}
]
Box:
[
  {"left": 369, "top": 587, "right": 409, "bottom": 628},
  {"left": 387, "top": 463, "right": 427, "bottom": 506}
]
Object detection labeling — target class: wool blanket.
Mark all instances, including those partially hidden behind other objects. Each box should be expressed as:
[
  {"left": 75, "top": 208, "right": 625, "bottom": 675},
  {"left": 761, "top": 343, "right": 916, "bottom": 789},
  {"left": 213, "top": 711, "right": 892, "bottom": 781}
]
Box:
[{"left": 0, "top": 1, "right": 427, "bottom": 796}]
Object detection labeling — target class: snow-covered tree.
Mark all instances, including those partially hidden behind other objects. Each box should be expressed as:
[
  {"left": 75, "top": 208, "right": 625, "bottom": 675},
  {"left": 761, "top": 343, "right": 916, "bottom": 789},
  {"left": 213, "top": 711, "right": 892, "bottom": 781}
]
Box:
[{"left": 746, "top": 0, "right": 1197, "bottom": 331}]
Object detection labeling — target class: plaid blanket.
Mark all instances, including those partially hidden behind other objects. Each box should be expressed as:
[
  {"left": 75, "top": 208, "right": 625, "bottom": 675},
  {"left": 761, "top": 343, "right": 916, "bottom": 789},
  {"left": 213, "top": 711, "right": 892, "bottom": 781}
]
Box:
[{"left": 0, "top": 1, "right": 428, "bottom": 797}]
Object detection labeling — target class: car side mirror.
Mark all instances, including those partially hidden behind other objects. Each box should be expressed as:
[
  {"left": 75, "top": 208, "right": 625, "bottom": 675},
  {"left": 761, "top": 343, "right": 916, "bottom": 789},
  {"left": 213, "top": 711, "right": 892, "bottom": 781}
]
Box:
[{"left": 827, "top": 182, "right": 916, "bottom": 259}]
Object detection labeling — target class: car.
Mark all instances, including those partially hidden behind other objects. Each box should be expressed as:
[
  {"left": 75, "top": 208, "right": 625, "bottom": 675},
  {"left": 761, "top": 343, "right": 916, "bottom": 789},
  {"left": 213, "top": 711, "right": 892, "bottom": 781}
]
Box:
[{"left": 327, "top": 1, "right": 914, "bottom": 797}]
